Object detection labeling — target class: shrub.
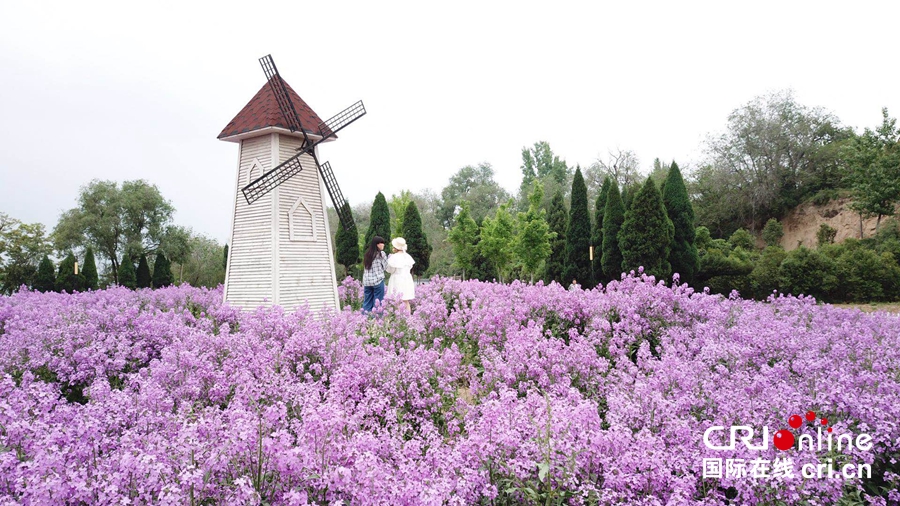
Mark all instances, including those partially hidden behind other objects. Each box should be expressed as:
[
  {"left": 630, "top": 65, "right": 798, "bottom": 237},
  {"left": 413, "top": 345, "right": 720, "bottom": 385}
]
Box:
[
  {"left": 816, "top": 224, "right": 837, "bottom": 248},
  {"left": 778, "top": 247, "right": 837, "bottom": 300}
]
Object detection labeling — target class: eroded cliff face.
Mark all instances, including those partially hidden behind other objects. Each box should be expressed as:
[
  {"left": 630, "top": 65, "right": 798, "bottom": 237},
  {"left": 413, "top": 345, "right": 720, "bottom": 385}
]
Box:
[{"left": 778, "top": 198, "right": 897, "bottom": 250}]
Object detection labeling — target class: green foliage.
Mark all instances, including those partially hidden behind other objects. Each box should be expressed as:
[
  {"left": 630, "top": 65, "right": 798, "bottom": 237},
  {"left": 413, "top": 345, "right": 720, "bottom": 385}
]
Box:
[
  {"left": 622, "top": 184, "right": 639, "bottom": 212},
  {"left": 696, "top": 234, "right": 755, "bottom": 294},
  {"left": 564, "top": 168, "right": 592, "bottom": 287},
  {"left": 388, "top": 190, "right": 414, "bottom": 234},
  {"left": 52, "top": 179, "right": 179, "bottom": 284},
  {"left": 762, "top": 219, "right": 784, "bottom": 247},
  {"left": 152, "top": 252, "right": 173, "bottom": 288},
  {"left": 845, "top": 108, "right": 900, "bottom": 233},
  {"left": 662, "top": 162, "right": 700, "bottom": 284},
  {"left": 439, "top": 163, "right": 511, "bottom": 228},
  {"left": 694, "top": 226, "right": 712, "bottom": 250},
  {"left": 601, "top": 180, "right": 625, "bottom": 281},
  {"left": 174, "top": 234, "right": 227, "bottom": 288},
  {"left": 447, "top": 203, "right": 479, "bottom": 280},
  {"left": 592, "top": 178, "right": 610, "bottom": 283},
  {"left": 778, "top": 247, "right": 838, "bottom": 300},
  {"left": 700, "top": 90, "right": 852, "bottom": 230},
  {"left": 402, "top": 201, "right": 431, "bottom": 277},
  {"left": 365, "top": 192, "right": 392, "bottom": 247},
  {"left": 33, "top": 256, "right": 56, "bottom": 293},
  {"left": 335, "top": 203, "right": 361, "bottom": 277},
  {"left": 118, "top": 254, "right": 137, "bottom": 289},
  {"left": 750, "top": 246, "right": 787, "bottom": 299},
  {"left": 0, "top": 216, "right": 52, "bottom": 294},
  {"left": 728, "top": 228, "right": 755, "bottom": 251},
  {"left": 833, "top": 247, "right": 900, "bottom": 302},
  {"left": 817, "top": 224, "right": 837, "bottom": 247},
  {"left": 136, "top": 254, "right": 152, "bottom": 289},
  {"left": 479, "top": 200, "right": 515, "bottom": 283},
  {"left": 56, "top": 252, "right": 85, "bottom": 293},
  {"left": 545, "top": 190, "right": 568, "bottom": 285},
  {"left": 82, "top": 247, "right": 99, "bottom": 290},
  {"left": 514, "top": 181, "right": 555, "bottom": 283},
  {"left": 618, "top": 177, "right": 674, "bottom": 281},
  {"left": 520, "top": 141, "right": 569, "bottom": 191}
]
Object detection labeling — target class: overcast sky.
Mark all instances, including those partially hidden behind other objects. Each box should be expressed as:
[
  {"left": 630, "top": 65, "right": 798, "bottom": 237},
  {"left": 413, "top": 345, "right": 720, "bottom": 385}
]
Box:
[{"left": 2, "top": 1, "right": 897, "bottom": 244}]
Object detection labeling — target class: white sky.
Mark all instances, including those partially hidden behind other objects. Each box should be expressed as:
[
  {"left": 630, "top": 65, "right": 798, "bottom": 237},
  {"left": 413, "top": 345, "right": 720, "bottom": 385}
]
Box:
[{"left": 1, "top": 1, "right": 897, "bottom": 244}]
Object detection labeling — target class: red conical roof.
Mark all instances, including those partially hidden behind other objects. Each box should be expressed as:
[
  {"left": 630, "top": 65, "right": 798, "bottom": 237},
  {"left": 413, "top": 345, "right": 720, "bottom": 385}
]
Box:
[{"left": 218, "top": 79, "right": 331, "bottom": 141}]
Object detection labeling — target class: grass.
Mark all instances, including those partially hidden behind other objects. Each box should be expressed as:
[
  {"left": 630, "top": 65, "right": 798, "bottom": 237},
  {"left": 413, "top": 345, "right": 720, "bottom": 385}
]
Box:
[{"left": 832, "top": 302, "right": 900, "bottom": 314}]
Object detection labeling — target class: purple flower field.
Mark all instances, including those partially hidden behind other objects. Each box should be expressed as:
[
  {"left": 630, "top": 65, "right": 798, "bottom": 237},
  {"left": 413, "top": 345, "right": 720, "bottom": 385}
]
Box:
[{"left": 1, "top": 274, "right": 899, "bottom": 505}]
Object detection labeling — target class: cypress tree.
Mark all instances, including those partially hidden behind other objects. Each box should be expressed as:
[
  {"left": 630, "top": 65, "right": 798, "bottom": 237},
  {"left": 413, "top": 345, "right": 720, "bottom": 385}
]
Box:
[
  {"left": 82, "top": 246, "right": 99, "bottom": 290},
  {"left": 56, "top": 252, "right": 84, "bottom": 293},
  {"left": 619, "top": 176, "right": 674, "bottom": 280},
  {"left": 623, "top": 184, "right": 640, "bottom": 212},
  {"left": 365, "top": 192, "right": 391, "bottom": 247},
  {"left": 564, "top": 167, "right": 592, "bottom": 287},
  {"left": 448, "top": 203, "right": 479, "bottom": 280},
  {"left": 602, "top": 180, "right": 625, "bottom": 281},
  {"left": 152, "top": 252, "right": 174, "bottom": 288},
  {"left": 661, "top": 162, "right": 700, "bottom": 284},
  {"left": 592, "top": 177, "right": 611, "bottom": 283},
  {"left": 335, "top": 202, "right": 361, "bottom": 278},
  {"left": 136, "top": 253, "right": 152, "bottom": 289},
  {"left": 545, "top": 190, "right": 568, "bottom": 284},
  {"left": 34, "top": 255, "right": 56, "bottom": 292},
  {"left": 119, "top": 254, "right": 137, "bottom": 289},
  {"left": 402, "top": 201, "right": 431, "bottom": 277}
]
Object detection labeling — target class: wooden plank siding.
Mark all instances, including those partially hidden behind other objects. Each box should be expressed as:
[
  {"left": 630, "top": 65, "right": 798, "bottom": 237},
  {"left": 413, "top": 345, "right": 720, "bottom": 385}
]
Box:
[
  {"left": 276, "top": 135, "right": 339, "bottom": 312},
  {"left": 224, "top": 135, "right": 274, "bottom": 307},
  {"left": 224, "top": 133, "right": 339, "bottom": 313}
]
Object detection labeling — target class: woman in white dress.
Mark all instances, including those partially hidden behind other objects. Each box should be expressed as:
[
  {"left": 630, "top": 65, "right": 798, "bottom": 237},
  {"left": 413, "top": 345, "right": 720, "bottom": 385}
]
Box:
[{"left": 386, "top": 237, "right": 416, "bottom": 312}]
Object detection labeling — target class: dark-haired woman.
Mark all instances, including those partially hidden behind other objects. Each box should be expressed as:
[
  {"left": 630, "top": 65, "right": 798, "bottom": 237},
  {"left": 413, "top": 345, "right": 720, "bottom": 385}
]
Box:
[{"left": 362, "top": 236, "right": 388, "bottom": 314}]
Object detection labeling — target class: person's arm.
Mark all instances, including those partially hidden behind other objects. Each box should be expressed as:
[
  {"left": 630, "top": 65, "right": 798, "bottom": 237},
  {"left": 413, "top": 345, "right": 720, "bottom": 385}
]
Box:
[{"left": 385, "top": 254, "right": 397, "bottom": 273}]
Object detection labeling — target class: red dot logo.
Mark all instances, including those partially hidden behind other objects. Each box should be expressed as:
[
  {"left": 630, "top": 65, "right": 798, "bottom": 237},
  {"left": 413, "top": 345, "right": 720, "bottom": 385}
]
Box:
[
  {"left": 805, "top": 411, "right": 816, "bottom": 421},
  {"left": 788, "top": 414, "right": 803, "bottom": 429},
  {"left": 821, "top": 418, "right": 828, "bottom": 425},
  {"left": 774, "top": 429, "right": 795, "bottom": 451}
]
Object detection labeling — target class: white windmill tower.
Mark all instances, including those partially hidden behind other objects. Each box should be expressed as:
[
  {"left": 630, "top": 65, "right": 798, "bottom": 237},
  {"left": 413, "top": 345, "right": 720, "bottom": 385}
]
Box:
[{"left": 218, "top": 55, "right": 365, "bottom": 312}]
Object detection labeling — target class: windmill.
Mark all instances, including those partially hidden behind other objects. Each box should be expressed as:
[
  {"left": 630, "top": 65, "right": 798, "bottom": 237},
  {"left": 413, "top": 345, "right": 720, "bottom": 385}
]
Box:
[{"left": 218, "top": 54, "right": 365, "bottom": 312}]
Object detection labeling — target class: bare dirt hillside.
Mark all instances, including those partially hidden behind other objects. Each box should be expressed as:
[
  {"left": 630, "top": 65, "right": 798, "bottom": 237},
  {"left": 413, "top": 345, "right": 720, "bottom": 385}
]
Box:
[{"left": 779, "top": 198, "right": 892, "bottom": 250}]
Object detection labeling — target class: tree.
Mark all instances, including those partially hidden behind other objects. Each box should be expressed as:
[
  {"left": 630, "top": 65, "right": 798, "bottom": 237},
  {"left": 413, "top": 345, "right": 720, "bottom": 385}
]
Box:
[
  {"left": 335, "top": 202, "right": 361, "bottom": 278},
  {"left": 587, "top": 148, "right": 641, "bottom": 193},
  {"left": 592, "top": 177, "right": 611, "bottom": 283},
  {"left": 82, "top": 246, "right": 99, "bottom": 290},
  {"left": 34, "top": 256, "right": 56, "bottom": 292},
  {"left": 56, "top": 252, "right": 85, "bottom": 293},
  {"left": 514, "top": 181, "right": 554, "bottom": 283},
  {"left": 479, "top": 200, "right": 516, "bottom": 282},
  {"left": 448, "top": 203, "right": 479, "bottom": 280},
  {"left": 520, "top": 141, "right": 569, "bottom": 191},
  {"left": 365, "top": 192, "right": 391, "bottom": 247},
  {"left": 152, "top": 252, "right": 173, "bottom": 288},
  {"left": 118, "top": 254, "right": 137, "bottom": 289},
  {"left": 402, "top": 201, "right": 431, "bottom": 278},
  {"left": 728, "top": 228, "right": 755, "bottom": 251},
  {"left": 52, "top": 179, "right": 180, "bottom": 284},
  {"left": 136, "top": 253, "right": 152, "bottom": 289},
  {"left": 762, "top": 219, "right": 784, "bottom": 248},
  {"left": 388, "top": 190, "right": 414, "bottom": 234},
  {"left": 662, "top": 162, "right": 700, "bottom": 284},
  {"left": 704, "top": 90, "right": 850, "bottom": 229},
  {"left": 817, "top": 224, "right": 837, "bottom": 247},
  {"left": 846, "top": 108, "right": 900, "bottom": 235},
  {"left": 619, "top": 177, "right": 674, "bottom": 280},
  {"left": 602, "top": 180, "right": 625, "bottom": 281},
  {"left": 564, "top": 168, "right": 592, "bottom": 287},
  {"left": 622, "top": 184, "right": 639, "bottom": 212},
  {"left": 0, "top": 218, "right": 51, "bottom": 294},
  {"left": 439, "top": 163, "right": 511, "bottom": 228},
  {"left": 545, "top": 190, "right": 568, "bottom": 284},
  {"left": 173, "top": 234, "right": 227, "bottom": 288}
]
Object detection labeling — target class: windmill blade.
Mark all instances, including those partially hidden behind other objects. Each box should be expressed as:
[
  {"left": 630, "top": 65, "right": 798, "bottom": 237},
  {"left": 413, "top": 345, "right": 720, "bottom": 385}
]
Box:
[
  {"left": 259, "top": 54, "right": 304, "bottom": 134},
  {"left": 241, "top": 152, "right": 305, "bottom": 205},
  {"left": 318, "top": 161, "right": 355, "bottom": 231},
  {"left": 316, "top": 101, "right": 366, "bottom": 142}
]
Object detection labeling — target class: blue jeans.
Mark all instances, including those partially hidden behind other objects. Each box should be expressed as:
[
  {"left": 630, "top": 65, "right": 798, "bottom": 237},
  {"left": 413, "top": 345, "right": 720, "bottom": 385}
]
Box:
[{"left": 362, "top": 281, "right": 384, "bottom": 314}]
